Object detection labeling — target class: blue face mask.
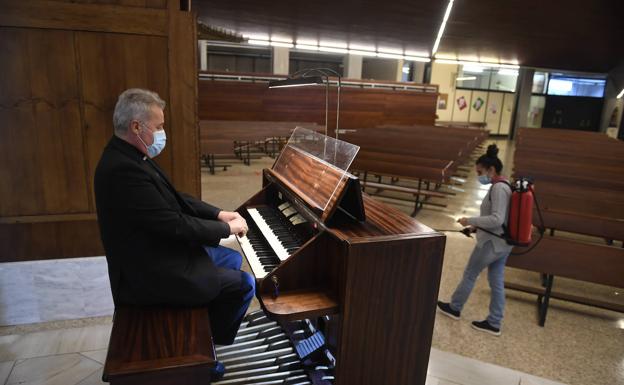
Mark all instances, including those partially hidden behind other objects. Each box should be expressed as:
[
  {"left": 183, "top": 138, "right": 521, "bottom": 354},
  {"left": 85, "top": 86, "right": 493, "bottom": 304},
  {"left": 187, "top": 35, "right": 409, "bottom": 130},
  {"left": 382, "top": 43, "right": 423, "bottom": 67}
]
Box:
[
  {"left": 138, "top": 126, "right": 166, "bottom": 158},
  {"left": 478, "top": 174, "right": 491, "bottom": 185}
]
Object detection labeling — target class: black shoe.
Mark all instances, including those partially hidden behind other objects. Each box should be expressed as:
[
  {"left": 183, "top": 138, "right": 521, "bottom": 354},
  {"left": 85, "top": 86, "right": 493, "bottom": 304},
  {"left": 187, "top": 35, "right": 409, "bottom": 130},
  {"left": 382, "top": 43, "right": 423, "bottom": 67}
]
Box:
[
  {"left": 436, "top": 301, "right": 460, "bottom": 320},
  {"left": 471, "top": 320, "right": 501, "bottom": 336},
  {"left": 210, "top": 361, "right": 226, "bottom": 381}
]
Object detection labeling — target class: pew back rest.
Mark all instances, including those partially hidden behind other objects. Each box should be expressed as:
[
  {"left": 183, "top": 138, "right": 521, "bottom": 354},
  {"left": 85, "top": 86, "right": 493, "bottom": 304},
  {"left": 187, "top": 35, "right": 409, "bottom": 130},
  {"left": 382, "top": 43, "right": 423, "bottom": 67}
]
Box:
[{"left": 508, "top": 236, "right": 624, "bottom": 288}]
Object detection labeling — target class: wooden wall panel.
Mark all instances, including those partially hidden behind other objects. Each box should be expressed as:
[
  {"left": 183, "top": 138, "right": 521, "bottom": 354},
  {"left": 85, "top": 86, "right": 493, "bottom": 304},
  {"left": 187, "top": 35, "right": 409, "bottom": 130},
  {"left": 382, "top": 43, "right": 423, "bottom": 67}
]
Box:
[
  {"left": 198, "top": 79, "right": 437, "bottom": 129},
  {"left": 0, "top": 28, "right": 90, "bottom": 217},
  {"left": 167, "top": 6, "right": 200, "bottom": 195},
  {"left": 0, "top": 0, "right": 199, "bottom": 262},
  {"left": 49, "top": 0, "right": 167, "bottom": 8},
  {"left": 0, "top": 0, "right": 168, "bottom": 36},
  {"left": 77, "top": 32, "right": 172, "bottom": 191},
  {"left": 0, "top": 220, "right": 103, "bottom": 262}
]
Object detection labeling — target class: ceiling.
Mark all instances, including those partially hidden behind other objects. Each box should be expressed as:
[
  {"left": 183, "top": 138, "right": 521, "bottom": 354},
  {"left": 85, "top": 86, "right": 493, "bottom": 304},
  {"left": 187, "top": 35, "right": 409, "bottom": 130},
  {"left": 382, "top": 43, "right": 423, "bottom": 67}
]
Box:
[{"left": 195, "top": 0, "right": 624, "bottom": 73}]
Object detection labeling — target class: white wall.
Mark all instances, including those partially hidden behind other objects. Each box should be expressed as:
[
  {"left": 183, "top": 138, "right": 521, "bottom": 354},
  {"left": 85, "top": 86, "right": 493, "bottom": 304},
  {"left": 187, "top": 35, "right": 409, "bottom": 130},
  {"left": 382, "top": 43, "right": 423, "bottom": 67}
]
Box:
[
  {"left": 430, "top": 62, "right": 517, "bottom": 135},
  {"left": 431, "top": 62, "right": 458, "bottom": 121}
]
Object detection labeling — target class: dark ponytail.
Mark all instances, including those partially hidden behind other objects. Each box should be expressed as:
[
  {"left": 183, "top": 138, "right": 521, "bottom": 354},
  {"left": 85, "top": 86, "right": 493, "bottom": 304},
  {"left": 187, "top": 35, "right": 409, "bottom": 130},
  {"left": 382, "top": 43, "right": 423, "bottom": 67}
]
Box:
[{"left": 476, "top": 144, "right": 503, "bottom": 174}]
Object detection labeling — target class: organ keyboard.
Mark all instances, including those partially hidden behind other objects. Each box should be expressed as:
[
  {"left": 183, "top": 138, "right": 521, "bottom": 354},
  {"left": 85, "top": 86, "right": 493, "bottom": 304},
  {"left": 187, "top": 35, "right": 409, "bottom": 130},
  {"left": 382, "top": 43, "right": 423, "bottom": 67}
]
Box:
[
  {"left": 237, "top": 204, "right": 307, "bottom": 278},
  {"left": 233, "top": 128, "right": 446, "bottom": 385}
]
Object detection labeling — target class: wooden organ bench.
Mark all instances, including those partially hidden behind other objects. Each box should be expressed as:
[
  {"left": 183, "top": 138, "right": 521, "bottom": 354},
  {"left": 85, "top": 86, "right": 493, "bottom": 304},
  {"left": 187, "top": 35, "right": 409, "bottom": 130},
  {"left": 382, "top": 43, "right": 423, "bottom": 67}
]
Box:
[{"left": 103, "top": 306, "right": 216, "bottom": 385}]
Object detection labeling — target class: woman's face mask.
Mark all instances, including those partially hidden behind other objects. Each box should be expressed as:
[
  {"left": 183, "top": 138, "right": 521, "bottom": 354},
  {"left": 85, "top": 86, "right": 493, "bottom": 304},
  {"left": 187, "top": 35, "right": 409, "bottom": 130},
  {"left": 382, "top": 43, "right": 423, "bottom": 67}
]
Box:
[
  {"left": 478, "top": 174, "right": 491, "bottom": 185},
  {"left": 476, "top": 165, "right": 492, "bottom": 185}
]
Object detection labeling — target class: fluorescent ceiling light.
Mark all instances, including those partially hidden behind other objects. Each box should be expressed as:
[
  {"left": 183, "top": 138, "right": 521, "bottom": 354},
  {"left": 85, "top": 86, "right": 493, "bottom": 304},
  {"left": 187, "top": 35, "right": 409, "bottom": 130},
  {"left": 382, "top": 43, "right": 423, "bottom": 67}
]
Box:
[
  {"left": 461, "top": 61, "right": 494, "bottom": 69},
  {"left": 617, "top": 88, "right": 624, "bottom": 99},
  {"left": 296, "top": 39, "right": 318, "bottom": 45},
  {"left": 498, "top": 69, "right": 519, "bottom": 76},
  {"left": 432, "top": 0, "right": 455, "bottom": 55},
  {"left": 295, "top": 44, "right": 319, "bottom": 51},
  {"left": 456, "top": 76, "right": 477, "bottom": 81},
  {"left": 405, "top": 56, "right": 432, "bottom": 62},
  {"left": 377, "top": 52, "right": 404, "bottom": 59},
  {"left": 463, "top": 65, "right": 484, "bottom": 73},
  {"left": 248, "top": 39, "right": 270, "bottom": 46},
  {"left": 348, "top": 49, "right": 377, "bottom": 57},
  {"left": 270, "top": 36, "right": 293, "bottom": 43},
  {"left": 349, "top": 44, "right": 376, "bottom": 51},
  {"left": 378, "top": 47, "right": 404, "bottom": 55},
  {"left": 318, "top": 46, "right": 348, "bottom": 53},
  {"left": 319, "top": 41, "right": 348, "bottom": 48},
  {"left": 435, "top": 58, "right": 520, "bottom": 69},
  {"left": 244, "top": 33, "right": 269, "bottom": 40},
  {"left": 405, "top": 50, "right": 430, "bottom": 57},
  {"left": 435, "top": 59, "right": 460, "bottom": 65},
  {"left": 270, "top": 41, "right": 294, "bottom": 48}
]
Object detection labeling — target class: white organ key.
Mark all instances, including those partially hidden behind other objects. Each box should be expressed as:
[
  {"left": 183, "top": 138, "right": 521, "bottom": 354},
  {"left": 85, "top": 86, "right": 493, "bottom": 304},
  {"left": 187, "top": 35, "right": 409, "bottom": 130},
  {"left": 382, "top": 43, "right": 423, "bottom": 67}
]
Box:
[
  {"left": 247, "top": 208, "right": 290, "bottom": 261},
  {"left": 236, "top": 234, "right": 268, "bottom": 279},
  {"left": 290, "top": 214, "right": 307, "bottom": 225},
  {"left": 281, "top": 206, "right": 298, "bottom": 217}
]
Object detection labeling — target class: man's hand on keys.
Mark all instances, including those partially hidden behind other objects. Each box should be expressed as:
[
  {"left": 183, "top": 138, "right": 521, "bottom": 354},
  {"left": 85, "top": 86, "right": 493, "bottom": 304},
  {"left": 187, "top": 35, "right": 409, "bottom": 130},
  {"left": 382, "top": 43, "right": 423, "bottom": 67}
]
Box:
[{"left": 228, "top": 217, "right": 248, "bottom": 237}]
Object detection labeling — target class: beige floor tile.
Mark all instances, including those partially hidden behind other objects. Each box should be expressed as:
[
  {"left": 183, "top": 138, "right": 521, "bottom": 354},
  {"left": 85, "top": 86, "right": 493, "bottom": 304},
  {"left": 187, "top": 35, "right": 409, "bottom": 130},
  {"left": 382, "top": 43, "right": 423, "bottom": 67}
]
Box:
[
  {"left": 80, "top": 350, "right": 107, "bottom": 365},
  {"left": 76, "top": 367, "right": 105, "bottom": 385},
  {"left": 428, "top": 348, "right": 521, "bottom": 385},
  {"left": 0, "top": 324, "right": 111, "bottom": 361},
  {"left": 520, "top": 374, "right": 567, "bottom": 385},
  {"left": 0, "top": 361, "right": 15, "bottom": 385},
  {"left": 426, "top": 375, "right": 462, "bottom": 385},
  {"left": 7, "top": 353, "right": 101, "bottom": 385}
]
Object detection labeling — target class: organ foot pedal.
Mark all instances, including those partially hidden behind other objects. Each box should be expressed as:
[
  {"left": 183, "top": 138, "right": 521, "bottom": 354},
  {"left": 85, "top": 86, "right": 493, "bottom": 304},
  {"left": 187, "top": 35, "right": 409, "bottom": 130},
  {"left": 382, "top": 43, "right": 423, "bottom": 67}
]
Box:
[{"left": 213, "top": 310, "right": 335, "bottom": 385}]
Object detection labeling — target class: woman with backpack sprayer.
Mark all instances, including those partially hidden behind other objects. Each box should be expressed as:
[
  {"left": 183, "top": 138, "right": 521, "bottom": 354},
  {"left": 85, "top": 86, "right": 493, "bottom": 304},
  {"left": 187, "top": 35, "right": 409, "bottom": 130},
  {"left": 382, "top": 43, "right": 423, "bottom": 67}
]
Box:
[{"left": 437, "top": 144, "right": 513, "bottom": 336}]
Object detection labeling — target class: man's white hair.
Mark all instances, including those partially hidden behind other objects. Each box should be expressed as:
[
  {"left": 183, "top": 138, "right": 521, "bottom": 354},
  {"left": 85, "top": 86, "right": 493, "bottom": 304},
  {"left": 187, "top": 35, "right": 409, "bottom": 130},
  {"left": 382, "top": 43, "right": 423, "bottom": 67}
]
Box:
[{"left": 113, "top": 88, "right": 166, "bottom": 135}]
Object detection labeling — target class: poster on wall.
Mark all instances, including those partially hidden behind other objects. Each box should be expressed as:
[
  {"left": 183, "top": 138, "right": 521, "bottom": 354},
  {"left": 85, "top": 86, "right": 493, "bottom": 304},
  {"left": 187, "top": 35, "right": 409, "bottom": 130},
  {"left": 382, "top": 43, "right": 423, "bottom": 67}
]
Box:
[
  {"left": 489, "top": 102, "right": 498, "bottom": 114},
  {"left": 456, "top": 96, "right": 467, "bottom": 111},
  {"left": 438, "top": 93, "right": 448, "bottom": 110},
  {"left": 473, "top": 97, "right": 484, "bottom": 111}
]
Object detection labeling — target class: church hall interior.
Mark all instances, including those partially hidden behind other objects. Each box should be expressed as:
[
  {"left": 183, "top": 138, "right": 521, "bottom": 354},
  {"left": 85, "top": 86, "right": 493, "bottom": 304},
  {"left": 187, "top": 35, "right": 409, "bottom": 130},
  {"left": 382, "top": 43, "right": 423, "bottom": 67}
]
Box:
[{"left": 0, "top": 1, "right": 623, "bottom": 385}]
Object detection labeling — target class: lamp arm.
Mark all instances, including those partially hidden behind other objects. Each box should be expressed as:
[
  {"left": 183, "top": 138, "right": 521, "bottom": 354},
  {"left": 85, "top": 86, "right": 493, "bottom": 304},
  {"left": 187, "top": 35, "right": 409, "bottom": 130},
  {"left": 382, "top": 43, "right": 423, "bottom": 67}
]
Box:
[
  {"left": 298, "top": 68, "right": 341, "bottom": 139},
  {"left": 284, "top": 67, "right": 341, "bottom": 140}
]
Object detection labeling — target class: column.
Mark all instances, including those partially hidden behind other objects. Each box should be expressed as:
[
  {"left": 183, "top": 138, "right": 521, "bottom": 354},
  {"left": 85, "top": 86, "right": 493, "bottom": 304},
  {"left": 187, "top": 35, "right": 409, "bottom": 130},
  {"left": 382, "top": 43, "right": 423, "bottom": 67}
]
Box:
[
  {"left": 199, "top": 40, "right": 208, "bottom": 71},
  {"left": 395, "top": 59, "right": 404, "bottom": 82},
  {"left": 412, "top": 62, "right": 426, "bottom": 83},
  {"left": 272, "top": 46, "right": 289, "bottom": 75},
  {"left": 512, "top": 68, "right": 534, "bottom": 138},
  {"left": 344, "top": 54, "right": 363, "bottom": 79}
]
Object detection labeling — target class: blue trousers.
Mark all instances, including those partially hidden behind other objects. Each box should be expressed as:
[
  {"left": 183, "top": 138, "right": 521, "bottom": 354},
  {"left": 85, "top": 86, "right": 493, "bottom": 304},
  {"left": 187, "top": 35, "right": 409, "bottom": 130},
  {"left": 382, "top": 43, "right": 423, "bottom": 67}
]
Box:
[
  {"left": 450, "top": 241, "right": 509, "bottom": 328},
  {"left": 203, "top": 245, "right": 255, "bottom": 345}
]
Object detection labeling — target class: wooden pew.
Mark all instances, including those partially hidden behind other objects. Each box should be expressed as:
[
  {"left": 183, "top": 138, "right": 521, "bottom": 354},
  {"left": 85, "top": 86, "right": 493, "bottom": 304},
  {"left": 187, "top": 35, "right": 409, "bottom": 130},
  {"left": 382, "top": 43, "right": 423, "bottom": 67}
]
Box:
[
  {"left": 513, "top": 158, "right": 624, "bottom": 191},
  {"left": 199, "top": 120, "right": 320, "bottom": 167},
  {"left": 103, "top": 306, "right": 216, "bottom": 385},
  {"left": 506, "top": 232, "right": 624, "bottom": 326},
  {"left": 341, "top": 125, "right": 485, "bottom": 214},
  {"left": 507, "top": 127, "right": 624, "bottom": 325}
]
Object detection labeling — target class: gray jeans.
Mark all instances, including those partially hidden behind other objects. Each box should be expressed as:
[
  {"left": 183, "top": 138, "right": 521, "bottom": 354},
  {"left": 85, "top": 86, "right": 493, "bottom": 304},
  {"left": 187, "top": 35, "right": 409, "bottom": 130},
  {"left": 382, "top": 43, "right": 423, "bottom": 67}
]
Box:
[{"left": 450, "top": 240, "right": 509, "bottom": 328}]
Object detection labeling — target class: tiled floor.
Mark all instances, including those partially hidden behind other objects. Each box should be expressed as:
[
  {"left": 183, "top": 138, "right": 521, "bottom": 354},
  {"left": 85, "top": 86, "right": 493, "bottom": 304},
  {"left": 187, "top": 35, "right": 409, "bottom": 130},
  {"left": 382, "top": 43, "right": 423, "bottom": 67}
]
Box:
[
  {"left": 0, "top": 323, "right": 566, "bottom": 385},
  {"left": 0, "top": 139, "right": 622, "bottom": 385}
]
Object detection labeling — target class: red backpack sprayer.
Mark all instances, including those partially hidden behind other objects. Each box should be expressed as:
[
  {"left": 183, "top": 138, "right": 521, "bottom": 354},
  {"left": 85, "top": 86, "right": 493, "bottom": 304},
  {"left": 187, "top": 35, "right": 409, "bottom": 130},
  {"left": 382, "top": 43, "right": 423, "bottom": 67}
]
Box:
[{"left": 440, "top": 177, "right": 545, "bottom": 255}]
